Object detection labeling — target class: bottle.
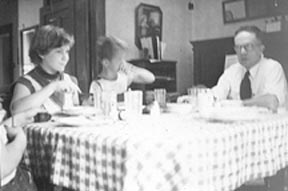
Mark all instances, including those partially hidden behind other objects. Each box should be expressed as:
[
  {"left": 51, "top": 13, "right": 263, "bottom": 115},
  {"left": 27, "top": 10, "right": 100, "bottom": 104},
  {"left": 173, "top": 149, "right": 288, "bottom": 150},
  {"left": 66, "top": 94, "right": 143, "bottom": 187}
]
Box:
[
  {"left": 150, "top": 100, "right": 160, "bottom": 117},
  {"left": 60, "top": 73, "right": 74, "bottom": 109},
  {"left": 63, "top": 92, "right": 74, "bottom": 109}
]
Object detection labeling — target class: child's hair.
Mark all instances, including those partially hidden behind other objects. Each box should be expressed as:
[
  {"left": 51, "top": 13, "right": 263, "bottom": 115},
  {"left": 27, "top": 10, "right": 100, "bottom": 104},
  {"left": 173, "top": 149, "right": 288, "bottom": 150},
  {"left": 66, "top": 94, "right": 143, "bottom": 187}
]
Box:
[
  {"left": 97, "top": 36, "right": 128, "bottom": 61},
  {"left": 29, "top": 25, "right": 74, "bottom": 65}
]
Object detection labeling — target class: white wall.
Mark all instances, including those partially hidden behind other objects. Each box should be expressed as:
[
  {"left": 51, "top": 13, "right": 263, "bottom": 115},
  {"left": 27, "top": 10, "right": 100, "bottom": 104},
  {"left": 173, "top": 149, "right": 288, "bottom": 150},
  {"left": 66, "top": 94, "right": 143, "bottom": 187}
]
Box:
[
  {"left": 106, "top": 0, "right": 193, "bottom": 94},
  {"left": 190, "top": 0, "right": 268, "bottom": 41},
  {"left": 18, "top": 0, "right": 42, "bottom": 29}
]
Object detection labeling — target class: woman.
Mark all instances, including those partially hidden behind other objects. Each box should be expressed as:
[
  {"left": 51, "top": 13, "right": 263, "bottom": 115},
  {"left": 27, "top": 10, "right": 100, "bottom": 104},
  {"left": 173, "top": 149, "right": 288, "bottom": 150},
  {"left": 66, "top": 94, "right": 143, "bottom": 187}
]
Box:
[
  {"left": 0, "top": 108, "right": 41, "bottom": 191},
  {"left": 11, "top": 25, "right": 80, "bottom": 114}
]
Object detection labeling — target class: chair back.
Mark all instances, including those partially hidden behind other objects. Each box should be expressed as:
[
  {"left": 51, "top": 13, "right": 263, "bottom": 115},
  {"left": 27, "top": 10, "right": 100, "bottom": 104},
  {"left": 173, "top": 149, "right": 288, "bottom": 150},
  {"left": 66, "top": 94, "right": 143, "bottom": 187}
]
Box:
[{"left": 224, "top": 54, "right": 238, "bottom": 70}]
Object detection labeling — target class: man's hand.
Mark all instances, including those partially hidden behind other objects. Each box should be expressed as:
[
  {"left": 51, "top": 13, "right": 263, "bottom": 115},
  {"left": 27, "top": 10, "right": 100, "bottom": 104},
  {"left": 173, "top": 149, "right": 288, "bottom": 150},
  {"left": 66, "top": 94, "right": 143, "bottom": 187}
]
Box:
[{"left": 3, "top": 107, "right": 43, "bottom": 139}]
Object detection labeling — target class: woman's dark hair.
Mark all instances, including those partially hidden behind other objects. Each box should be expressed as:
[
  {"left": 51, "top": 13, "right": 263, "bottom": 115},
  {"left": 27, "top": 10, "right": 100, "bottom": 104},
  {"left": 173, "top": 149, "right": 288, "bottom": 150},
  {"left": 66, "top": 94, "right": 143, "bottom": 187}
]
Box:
[
  {"left": 29, "top": 25, "right": 74, "bottom": 65},
  {"left": 234, "top": 25, "right": 264, "bottom": 44},
  {"left": 97, "top": 36, "right": 127, "bottom": 61}
]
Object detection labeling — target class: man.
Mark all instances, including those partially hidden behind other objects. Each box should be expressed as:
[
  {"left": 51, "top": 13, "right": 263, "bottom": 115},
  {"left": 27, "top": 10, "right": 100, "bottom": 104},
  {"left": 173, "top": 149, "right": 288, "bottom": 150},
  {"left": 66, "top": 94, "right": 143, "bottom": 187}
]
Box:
[{"left": 212, "top": 25, "right": 288, "bottom": 112}]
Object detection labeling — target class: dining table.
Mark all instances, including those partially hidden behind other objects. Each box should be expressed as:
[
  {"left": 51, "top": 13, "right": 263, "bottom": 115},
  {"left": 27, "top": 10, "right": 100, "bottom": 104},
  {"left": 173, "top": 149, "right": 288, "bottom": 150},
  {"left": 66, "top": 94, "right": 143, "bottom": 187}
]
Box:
[{"left": 22, "top": 104, "right": 288, "bottom": 191}]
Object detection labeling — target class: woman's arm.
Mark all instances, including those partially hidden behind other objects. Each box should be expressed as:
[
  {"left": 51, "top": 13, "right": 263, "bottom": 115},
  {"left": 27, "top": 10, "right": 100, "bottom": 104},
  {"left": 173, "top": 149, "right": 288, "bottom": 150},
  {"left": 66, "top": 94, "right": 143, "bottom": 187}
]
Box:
[
  {"left": 10, "top": 82, "right": 58, "bottom": 114},
  {"left": 11, "top": 80, "right": 81, "bottom": 114}
]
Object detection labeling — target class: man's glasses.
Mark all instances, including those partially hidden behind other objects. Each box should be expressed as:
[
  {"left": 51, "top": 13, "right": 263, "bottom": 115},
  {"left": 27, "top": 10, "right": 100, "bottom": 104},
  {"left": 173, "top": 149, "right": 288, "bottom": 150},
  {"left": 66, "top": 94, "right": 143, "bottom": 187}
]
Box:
[{"left": 234, "top": 43, "right": 261, "bottom": 53}]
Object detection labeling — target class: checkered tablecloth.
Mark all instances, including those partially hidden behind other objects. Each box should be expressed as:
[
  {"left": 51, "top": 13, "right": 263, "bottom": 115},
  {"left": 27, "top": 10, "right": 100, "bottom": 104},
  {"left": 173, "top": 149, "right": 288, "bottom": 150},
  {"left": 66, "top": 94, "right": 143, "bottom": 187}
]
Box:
[{"left": 23, "top": 112, "right": 288, "bottom": 191}]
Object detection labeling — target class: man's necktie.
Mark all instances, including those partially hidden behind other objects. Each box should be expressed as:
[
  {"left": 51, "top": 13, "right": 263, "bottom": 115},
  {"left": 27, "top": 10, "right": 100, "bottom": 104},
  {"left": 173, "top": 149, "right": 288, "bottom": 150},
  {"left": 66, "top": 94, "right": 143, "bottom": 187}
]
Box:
[{"left": 240, "top": 70, "right": 252, "bottom": 100}]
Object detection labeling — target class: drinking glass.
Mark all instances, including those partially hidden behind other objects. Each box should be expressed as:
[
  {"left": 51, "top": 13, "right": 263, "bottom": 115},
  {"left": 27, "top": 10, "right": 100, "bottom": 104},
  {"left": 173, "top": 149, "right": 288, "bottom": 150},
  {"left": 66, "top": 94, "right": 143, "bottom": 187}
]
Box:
[
  {"left": 124, "top": 90, "right": 143, "bottom": 117},
  {"left": 93, "top": 91, "right": 102, "bottom": 111},
  {"left": 187, "top": 87, "right": 198, "bottom": 109},
  {"left": 197, "top": 88, "right": 214, "bottom": 116},
  {"left": 100, "top": 92, "right": 117, "bottom": 118}
]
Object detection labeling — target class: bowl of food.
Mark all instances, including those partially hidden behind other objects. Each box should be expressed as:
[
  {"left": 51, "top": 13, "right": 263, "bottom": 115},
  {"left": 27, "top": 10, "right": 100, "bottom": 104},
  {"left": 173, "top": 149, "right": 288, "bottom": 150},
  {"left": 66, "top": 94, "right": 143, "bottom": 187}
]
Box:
[{"left": 34, "top": 112, "right": 52, "bottom": 122}]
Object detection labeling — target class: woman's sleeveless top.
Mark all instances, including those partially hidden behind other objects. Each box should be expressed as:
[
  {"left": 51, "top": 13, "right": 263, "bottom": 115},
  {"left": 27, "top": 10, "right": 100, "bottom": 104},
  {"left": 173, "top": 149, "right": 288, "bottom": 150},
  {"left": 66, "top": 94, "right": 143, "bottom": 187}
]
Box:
[{"left": 17, "top": 66, "right": 76, "bottom": 113}]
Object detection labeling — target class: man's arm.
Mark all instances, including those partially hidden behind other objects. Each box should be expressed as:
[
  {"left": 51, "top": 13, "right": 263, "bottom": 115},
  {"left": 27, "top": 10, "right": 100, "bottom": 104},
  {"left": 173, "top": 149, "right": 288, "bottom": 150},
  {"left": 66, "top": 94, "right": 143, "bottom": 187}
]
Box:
[
  {"left": 211, "top": 70, "right": 232, "bottom": 100},
  {"left": 0, "top": 108, "right": 40, "bottom": 178},
  {"left": 0, "top": 126, "right": 26, "bottom": 179},
  {"left": 243, "top": 94, "right": 279, "bottom": 113},
  {"left": 248, "top": 60, "right": 288, "bottom": 111}
]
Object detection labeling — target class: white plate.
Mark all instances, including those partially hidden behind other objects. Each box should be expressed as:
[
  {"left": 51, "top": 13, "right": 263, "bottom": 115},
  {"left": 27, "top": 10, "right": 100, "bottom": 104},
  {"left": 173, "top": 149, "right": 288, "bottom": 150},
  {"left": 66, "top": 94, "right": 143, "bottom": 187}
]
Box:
[
  {"left": 55, "top": 106, "right": 99, "bottom": 117},
  {"left": 52, "top": 115, "right": 112, "bottom": 127},
  {"left": 216, "top": 100, "right": 243, "bottom": 107},
  {"left": 200, "top": 106, "right": 270, "bottom": 122}
]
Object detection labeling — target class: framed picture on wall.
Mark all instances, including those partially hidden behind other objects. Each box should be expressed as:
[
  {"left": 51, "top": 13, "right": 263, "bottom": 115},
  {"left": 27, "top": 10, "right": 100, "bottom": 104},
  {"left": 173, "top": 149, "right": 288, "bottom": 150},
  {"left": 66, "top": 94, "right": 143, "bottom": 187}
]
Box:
[
  {"left": 20, "top": 25, "right": 38, "bottom": 74},
  {"left": 222, "top": 0, "right": 247, "bottom": 23},
  {"left": 135, "top": 3, "right": 162, "bottom": 50}
]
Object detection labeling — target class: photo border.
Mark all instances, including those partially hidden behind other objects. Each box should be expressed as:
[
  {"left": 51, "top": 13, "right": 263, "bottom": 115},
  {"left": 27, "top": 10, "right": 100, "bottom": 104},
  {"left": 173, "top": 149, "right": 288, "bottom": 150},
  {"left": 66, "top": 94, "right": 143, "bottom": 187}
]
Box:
[
  {"left": 135, "top": 3, "right": 162, "bottom": 49},
  {"left": 20, "top": 25, "right": 38, "bottom": 74}
]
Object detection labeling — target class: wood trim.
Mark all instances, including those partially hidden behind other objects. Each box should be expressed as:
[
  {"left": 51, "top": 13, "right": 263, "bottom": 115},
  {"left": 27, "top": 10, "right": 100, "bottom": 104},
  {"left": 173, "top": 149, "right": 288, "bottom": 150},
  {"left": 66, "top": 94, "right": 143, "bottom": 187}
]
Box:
[
  {"left": 89, "top": 0, "right": 105, "bottom": 81},
  {"left": 74, "top": 0, "right": 89, "bottom": 92},
  {"left": 0, "top": 23, "right": 13, "bottom": 90}
]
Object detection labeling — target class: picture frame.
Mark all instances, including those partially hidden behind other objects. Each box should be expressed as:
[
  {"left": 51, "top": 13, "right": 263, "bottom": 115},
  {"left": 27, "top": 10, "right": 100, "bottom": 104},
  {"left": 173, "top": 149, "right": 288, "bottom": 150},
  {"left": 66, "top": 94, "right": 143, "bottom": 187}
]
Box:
[
  {"left": 135, "top": 3, "right": 162, "bottom": 49},
  {"left": 20, "top": 25, "right": 38, "bottom": 74},
  {"left": 222, "top": 0, "right": 247, "bottom": 24}
]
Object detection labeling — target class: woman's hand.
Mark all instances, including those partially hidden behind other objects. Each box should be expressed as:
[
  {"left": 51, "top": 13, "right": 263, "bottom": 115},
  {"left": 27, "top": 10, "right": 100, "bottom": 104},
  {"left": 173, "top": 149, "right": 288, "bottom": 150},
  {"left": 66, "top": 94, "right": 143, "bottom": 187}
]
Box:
[{"left": 54, "top": 80, "right": 82, "bottom": 94}]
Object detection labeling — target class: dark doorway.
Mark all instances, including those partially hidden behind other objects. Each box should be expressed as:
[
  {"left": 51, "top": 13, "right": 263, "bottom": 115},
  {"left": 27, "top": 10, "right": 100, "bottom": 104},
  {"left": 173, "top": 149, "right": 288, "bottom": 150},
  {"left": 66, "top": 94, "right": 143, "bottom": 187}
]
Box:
[
  {"left": 0, "top": 23, "right": 13, "bottom": 92},
  {"left": 0, "top": 23, "right": 14, "bottom": 113}
]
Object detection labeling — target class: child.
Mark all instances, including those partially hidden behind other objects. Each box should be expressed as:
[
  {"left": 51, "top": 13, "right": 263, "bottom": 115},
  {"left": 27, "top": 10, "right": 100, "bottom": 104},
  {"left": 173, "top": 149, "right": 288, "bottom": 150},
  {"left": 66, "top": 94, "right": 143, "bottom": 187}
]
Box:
[
  {"left": 11, "top": 25, "right": 80, "bottom": 114},
  {"left": 89, "top": 36, "right": 155, "bottom": 96}
]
